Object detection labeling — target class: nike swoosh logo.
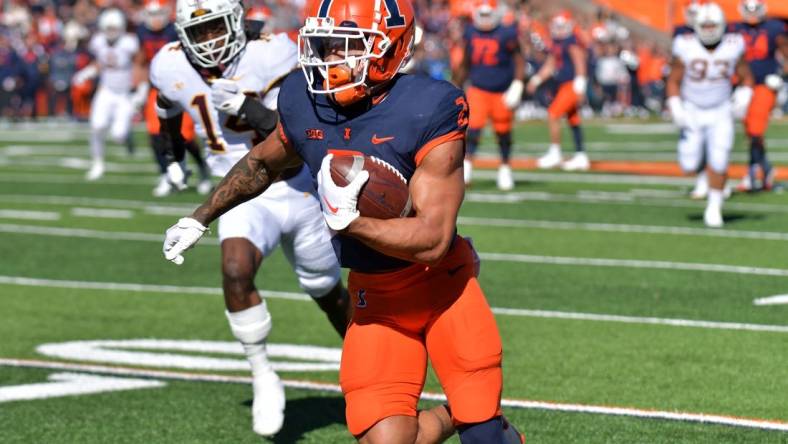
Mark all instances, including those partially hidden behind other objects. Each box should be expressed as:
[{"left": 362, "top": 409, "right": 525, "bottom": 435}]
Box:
[
  {"left": 447, "top": 264, "right": 465, "bottom": 276},
  {"left": 371, "top": 134, "right": 395, "bottom": 144},
  {"left": 322, "top": 195, "right": 339, "bottom": 214}
]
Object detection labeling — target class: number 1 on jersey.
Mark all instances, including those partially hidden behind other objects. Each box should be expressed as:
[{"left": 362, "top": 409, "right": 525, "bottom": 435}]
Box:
[{"left": 190, "top": 94, "right": 225, "bottom": 152}]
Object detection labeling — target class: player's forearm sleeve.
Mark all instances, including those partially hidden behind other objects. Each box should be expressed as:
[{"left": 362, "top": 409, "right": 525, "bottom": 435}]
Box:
[
  {"left": 156, "top": 95, "right": 187, "bottom": 163},
  {"left": 239, "top": 97, "right": 279, "bottom": 140}
]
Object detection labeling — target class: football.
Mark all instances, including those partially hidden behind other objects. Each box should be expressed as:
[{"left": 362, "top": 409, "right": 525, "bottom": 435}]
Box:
[{"left": 330, "top": 154, "right": 413, "bottom": 220}]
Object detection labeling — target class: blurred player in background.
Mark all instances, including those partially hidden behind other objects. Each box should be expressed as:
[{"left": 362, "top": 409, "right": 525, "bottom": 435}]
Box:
[
  {"left": 161, "top": 0, "right": 524, "bottom": 441},
  {"left": 136, "top": 0, "right": 211, "bottom": 196},
  {"left": 731, "top": 0, "right": 788, "bottom": 192},
  {"left": 528, "top": 10, "right": 590, "bottom": 171},
  {"left": 674, "top": 0, "right": 701, "bottom": 37},
  {"left": 667, "top": 2, "right": 753, "bottom": 228},
  {"left": 453, "top": 0, "right": 524, "bottom": 190},
  {"left": 150, "top": 0, "right": 349, "bottom": 435},
  {"left": 72, "top": 9, "right": 143, "bottom": 181}
]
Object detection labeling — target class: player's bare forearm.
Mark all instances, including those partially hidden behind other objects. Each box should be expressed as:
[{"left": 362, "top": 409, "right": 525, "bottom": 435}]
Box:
[
  {"left": 344, "top": 141, "right": 464, "bottom": 265},
  {"left": 777, "top": 35, "right": 788, "bottom": 63},
  {"left": 735, "top": 58, "right": 754, "bottom": 87},
  {"left": 569, "top": 45, "right": 587, "bottom": 77},
  {"left": 514, "top": 52, "right": 526, "bottom": 81},
  {"left": 192, "top": 150, "right": 272, "bottom": 225},
  {"left": 453, "top": 48, "right": 470, "bottom": 87},
  {"left": 666, "top": 58, "right": 684, "bottom": 97},
  {"left": 191, "top": 126, "right": 301, "bottom": 226}
]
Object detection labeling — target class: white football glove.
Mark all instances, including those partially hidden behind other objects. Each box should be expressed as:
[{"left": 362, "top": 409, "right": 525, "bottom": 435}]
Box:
[
  {"left": 502, "top": 79, "right": 524, "bottom": 109},
  {"left": 667, "top": 96, "right": 690, "bottom": 129},
  {"left": 731, "top": 86, "right": 753, "bottom": 120},
  {"left": 572, "top": 75, "right": 588, "bottom": 97},
  {"left": 210, "top": 78, "right": 246, "bottom": 116},
  {"left": 166, "top": 162, "right": 187, "bottom": 191},
  {"left": 317, "top": 154, "right": 369, "bottom": 231},
  {"left": 130, "top": 81, "right": 150, "bottom": 111},
  {"left": 163, "top": 217, "right": 207, "bottom": 265},
  {"left": 764, "top": 74, "right": 784, "bottom": 92}
]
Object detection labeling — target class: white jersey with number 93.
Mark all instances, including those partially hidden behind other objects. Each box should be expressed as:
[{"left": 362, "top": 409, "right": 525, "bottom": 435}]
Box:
[
  {"left": 150, "top": 33, "right": 297, "bottom": 177},
  {"left": 671, "top": 33, "right": 745, "bottom": 109}
]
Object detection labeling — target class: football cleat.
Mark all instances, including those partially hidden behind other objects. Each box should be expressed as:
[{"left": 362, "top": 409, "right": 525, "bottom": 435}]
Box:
[
  {"left": 463, "top": 158, "right": 473, "bottom": 186},
  {"left": 735, "top": 174, "right": 753, "bottom": 193},
  {"left": 763, "top": 167, "right": 775, "bottom": 191},
  {"left": 497, "top": 164, "right": 514, "bottom": 191},
  {"left": 197, "top": 179, "right": 213, "bottom": 195},
  {"left": 85, "top": 161, "right": 105, "bottom": 181},
  {"left": 703, "top": 205, "right": 723, "bottom": 228},
  {"left": 690, "top": 171, "right": 708, "bottom": 200},
  {"left": 153, "top": 175, "right": 173, "bottom": 197},
  {"left": 251, "top": 369, "right": 285, "bottom": 436},
  {"left": 561, "top": 152, "right": 590, "bottom": 172},
  {"left": 537, "top": 146, "right": 562, "bottom": 169}
]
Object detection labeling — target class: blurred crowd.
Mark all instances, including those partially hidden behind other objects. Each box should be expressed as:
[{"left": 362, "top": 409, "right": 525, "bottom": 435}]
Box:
[{"left": 0, "top": 0, "right": 783, "bottom": 121}]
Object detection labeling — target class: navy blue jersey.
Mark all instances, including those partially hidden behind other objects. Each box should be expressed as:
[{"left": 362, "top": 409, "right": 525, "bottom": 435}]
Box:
[
  {"left": 550, "top": 34, "right": 581, "bottom": 84},
  {"left": 278, "top": 72, "right": 468, "bottom": 272},
  {"left": 464, "top": 24, "right": 519, "bottom": 92},
  {"left": 672, "top": 24, "right": 694, "bottom": 37},
  {"left": 137, "top": 23, "right": 178, "bottom": 63},
  {"left": 730, "top": 20, "right": 786, "bottom": 84}
]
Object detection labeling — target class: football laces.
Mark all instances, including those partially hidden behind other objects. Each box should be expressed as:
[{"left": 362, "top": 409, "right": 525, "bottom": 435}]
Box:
[{"left": 369, "top": 156, "right": 407, "bottom": 183}]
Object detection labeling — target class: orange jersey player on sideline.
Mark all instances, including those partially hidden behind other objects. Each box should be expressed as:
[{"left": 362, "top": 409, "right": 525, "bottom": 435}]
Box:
[
  {"left": 161, "top": 0, "right": 525, "bottom": 442},
  {"left": 527, "top": 10, "right": 590, "bottom": 172},
  {"left": 730, "top": 0, "right": 788, "bottom": 192},
  {"left": 453, "top": 0, "right": 525, "bottom": 191},
  {"left": 136, "top": 0, "right": 211, "bottom": 197}
]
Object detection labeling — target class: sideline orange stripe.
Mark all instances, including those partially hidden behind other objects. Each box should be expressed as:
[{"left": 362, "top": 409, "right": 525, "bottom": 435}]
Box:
[{"left": 470, "top": 158, "right": 788, "bottom": 180}]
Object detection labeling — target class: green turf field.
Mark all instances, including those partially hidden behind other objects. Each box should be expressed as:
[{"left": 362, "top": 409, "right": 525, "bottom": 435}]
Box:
[{"left": 1, "top": 119, "right": 788, "bottom": 443}]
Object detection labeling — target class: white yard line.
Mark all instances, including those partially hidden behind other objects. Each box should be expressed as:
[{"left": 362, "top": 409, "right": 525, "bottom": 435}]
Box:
[
  {"left": 752, "top": 295, "right": 788, "bottom": 306},
  {"left": 0, "top": 194, "right": 195, "bottom": 212},
  {"left": 479, "top": 252, "right": 788, "bottom": 277},
  {"left": 1, "top": 358, "right": 786, "bottom": 432},
  {"left": 458, "top": 216, "right": 788, "bottom": 241},
  {"left": 0, "top": 210, "right": 60, "bottom": 221},
  {"left": 0, "top": 173, "right": 157, "bottom": 186},
  {"left": 2, "top": 223, "right": 786, "bottom": 276},
  {"left": 71, "top": 208, "right": 134, "bottom": 219},
  {"left": 1, "top": 275, "right": 785, "bottom": 333}
]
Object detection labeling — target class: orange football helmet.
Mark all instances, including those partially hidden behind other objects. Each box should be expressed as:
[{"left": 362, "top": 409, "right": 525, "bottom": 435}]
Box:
[
  {"left": 143, "top": 0, "right": 171, "bottom": 31},
  {"left": 739, "top": 0, "right": 766, "bottom": 24},
  {"left": 298, "top": 0, "right": 416, "bottom": 106},
  {"left": 472, "top": 0, "right": 501, "bottom": 31}
]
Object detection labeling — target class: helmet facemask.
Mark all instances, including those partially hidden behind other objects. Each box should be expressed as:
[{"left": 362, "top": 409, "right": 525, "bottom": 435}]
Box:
[
  {"left": 298, "top": 16, "right": 398, "bottom": 106},
  {"left": 739, "top": 0, "right": 766, "bottom": 24},
  {"left": 176, "top": 3, "right": 246, "bottom": 69}
]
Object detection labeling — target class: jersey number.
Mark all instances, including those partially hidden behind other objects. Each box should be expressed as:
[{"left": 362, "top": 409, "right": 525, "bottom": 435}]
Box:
[
  {"left": 190, "top": 94, "right": 225, "bottom": 152},
  {"left": 470, "top": 38, "right": 499, "bottom": 66},
  {"left": 455, "top": 96, "right": 468, "bottom": 127},
  {"left": 743, "top": 33, "right": 769, "bottom": 61},
  {"left": 687, "top": 59, "right": 731, "bottom": 81}
]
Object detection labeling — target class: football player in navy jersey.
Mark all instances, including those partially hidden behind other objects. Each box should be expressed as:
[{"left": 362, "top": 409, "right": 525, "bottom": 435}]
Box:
[
  {"left": 453, "top": 0, "right": 524, "bottom": 190},
  {"left": 527, "top": 10, "right": 590, "bottom": 171},
  {"left": 730, "top": 0, "right": 788, "bottom": 191},
  {"left": 162, "top": 0, "right": 524, "bottom": 442}
]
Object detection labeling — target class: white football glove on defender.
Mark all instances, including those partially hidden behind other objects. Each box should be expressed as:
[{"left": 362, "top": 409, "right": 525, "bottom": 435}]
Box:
[
  {"left": 667, "top": 96, "right": 690, "bottom": 129},
  {"left": 317, "top": 154, "right": 369, "bottom": 231},
  {"left": 502, "top": 79, "right": 524, "bottom": 109},
  {"left": 731, "top": 86, "right": 753, "bottom": 120},
  {"left": 573, "top": 75, "right": 588, "bottom": 97},
  {"left": 166, "top": 162, "right": 187, "bottom": 191},
  {"left": 764, "top": 74, "right": 784, "bottom": 92},
  {"left": 163, "top": 217, "right": 207, "bottom": 265},
  {"left": 210, "top": 78, "right": 246, "bottom": 116}
]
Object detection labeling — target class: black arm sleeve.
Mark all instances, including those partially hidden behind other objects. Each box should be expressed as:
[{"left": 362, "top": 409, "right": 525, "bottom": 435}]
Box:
[
  {"left": 238, "top": 97, "right": 279, "bottom": 140},
  {"left": 156, "top": 94, "right": 187, "bottom": 163}
]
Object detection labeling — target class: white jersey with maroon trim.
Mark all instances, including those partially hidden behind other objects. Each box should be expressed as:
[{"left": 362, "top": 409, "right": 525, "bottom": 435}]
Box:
[{"left": 150, "top": 33, "right": 297, "bottom": 176}]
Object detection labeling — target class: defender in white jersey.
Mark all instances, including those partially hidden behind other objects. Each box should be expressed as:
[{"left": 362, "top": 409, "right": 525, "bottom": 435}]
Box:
[
  {"left": 667, "top": 3, "right": 754, "bottom": 228},
  {"left": 72, "top": 9, "right": 145, "bottom": 181},
  {"left": 151, "top": 0, "right": 350, "bottom": 436}
]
